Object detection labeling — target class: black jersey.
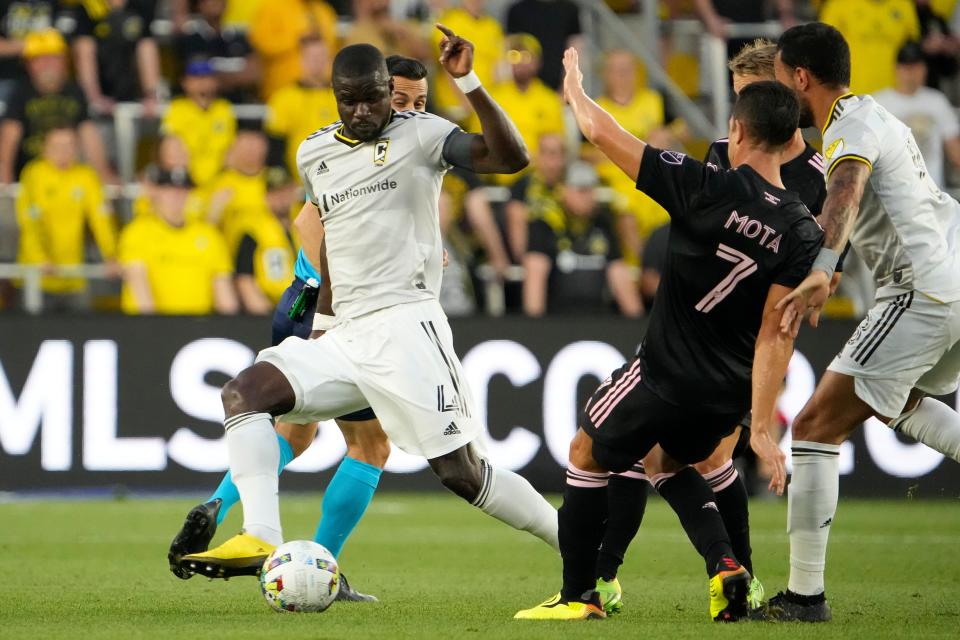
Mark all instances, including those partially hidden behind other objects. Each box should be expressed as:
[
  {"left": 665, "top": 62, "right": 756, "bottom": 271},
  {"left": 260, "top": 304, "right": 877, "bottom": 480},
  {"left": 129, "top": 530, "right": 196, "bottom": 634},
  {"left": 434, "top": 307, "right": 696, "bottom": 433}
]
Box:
[
  {"left": 635, "top": 146, "right": 823, "bottom": 413},
  {"left": 706, "top": 138, "right": 847, "bottom": 272},
  {"left": 706, "top": 138, "right": 826, "bottom": 215}
]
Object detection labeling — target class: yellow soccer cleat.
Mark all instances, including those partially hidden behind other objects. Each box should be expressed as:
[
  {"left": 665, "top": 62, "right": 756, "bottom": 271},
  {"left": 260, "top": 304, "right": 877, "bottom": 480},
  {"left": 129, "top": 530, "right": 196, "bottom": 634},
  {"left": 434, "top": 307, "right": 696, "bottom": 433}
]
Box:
[
  {"left": 596, "top": 577, "right": 623, "bottom": 614},
  {"left": 709, "top": 559, "right": 751, "bottom": 622},
  {"left": 514, "top": 593, "right": 607, "bottom": 620},
  {"left": 179, "top": 532, "right": 276, "bottom": 580}
]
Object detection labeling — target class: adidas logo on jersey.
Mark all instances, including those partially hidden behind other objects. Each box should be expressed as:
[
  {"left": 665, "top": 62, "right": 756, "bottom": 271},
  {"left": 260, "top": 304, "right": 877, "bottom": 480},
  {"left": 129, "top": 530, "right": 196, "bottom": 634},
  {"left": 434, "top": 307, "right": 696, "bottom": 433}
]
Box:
[
  {"left": 316, "top": 161, "right": 330, "bottom": 175},
  {"left": 443, "top": 422, "right": 461, "bottom": 436}
]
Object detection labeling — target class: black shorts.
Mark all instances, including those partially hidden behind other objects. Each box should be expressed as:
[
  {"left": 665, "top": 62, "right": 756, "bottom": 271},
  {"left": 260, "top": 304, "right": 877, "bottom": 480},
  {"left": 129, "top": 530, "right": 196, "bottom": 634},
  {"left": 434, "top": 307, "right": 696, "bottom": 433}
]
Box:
[
  {"left": 271, "top": 277, "right": 377, "bottom": 423},
  {"left": 581, "top": 357, "right": 743, "bottom": 472}
]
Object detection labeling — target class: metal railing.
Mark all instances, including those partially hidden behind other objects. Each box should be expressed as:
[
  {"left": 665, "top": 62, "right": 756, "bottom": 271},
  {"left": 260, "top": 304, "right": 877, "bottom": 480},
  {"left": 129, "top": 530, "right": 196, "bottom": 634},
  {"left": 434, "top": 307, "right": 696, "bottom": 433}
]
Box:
[
  {"left": 0, "top": 264, "right": 113, "bottom": 314},
  {"left": 669, "top": 19, "right": 785, "bottom": 137},
  {"left": 575, "top": 0, "right": 718, "bottom": 139}
]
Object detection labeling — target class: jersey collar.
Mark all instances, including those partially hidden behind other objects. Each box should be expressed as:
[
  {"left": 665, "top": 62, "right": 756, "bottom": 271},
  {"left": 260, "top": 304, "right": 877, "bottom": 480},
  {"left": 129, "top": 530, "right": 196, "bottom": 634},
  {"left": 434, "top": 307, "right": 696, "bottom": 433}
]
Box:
[
  {"left": 821, "top": 92, "right": 855, "bottom": 136},
  {"left": 333, "top": 112, "right": 395, "bottom": 148}
]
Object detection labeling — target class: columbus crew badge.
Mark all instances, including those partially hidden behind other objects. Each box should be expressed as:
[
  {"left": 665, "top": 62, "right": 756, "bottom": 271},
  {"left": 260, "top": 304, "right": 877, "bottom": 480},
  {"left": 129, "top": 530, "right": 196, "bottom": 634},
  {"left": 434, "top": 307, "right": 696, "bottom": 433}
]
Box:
[{"left": 374, "top": 139, "right": 390, "bottom": 166}]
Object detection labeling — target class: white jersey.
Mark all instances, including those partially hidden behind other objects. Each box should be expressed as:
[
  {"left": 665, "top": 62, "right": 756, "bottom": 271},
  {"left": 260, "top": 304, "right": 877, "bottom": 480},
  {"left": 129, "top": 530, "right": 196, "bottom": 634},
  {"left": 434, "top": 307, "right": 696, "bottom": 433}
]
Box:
[
  {"left": 822, "top": 93, "right": 960, "bottom": 302},
  {"left": 296, "top": 111, "right": 460, "bottom": 319}
]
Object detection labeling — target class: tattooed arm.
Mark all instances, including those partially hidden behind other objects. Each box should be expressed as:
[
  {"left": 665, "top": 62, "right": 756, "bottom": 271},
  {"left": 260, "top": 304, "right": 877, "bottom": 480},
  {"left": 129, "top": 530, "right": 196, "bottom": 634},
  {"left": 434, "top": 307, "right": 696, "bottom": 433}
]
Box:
[{"left": 776, "top": 160, "right": 871, "bottom": 335}]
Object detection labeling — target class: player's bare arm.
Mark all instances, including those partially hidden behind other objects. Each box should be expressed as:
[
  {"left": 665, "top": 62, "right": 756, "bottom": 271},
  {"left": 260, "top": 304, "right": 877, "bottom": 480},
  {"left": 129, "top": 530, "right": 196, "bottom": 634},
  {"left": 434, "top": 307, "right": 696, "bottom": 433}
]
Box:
[
  {"left": 293, "top": 201, "right": 324, "bottom": 274},
  {"left": 751, "top": 283, "right": 794, "bottom": 495},
  {"left": 776, "top": 160, "right": 871, "bottom": 335},
  {"left": 562, "top": 47, "right": 645, "bottom": 181},
  {"left": 436, "top": 24, "right": 528, "bottom": 174}
]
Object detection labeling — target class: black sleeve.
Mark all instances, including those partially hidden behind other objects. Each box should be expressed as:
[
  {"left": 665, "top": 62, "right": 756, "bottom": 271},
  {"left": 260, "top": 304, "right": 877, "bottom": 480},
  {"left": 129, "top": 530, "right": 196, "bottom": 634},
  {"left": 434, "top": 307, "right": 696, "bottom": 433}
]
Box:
[
  {"left": 175, "top": 33, "right": 206, "bottom": 62},
  {"left": 598, "top": 209, "right": 622, "bottom": 261},
  {"left": 527, "top": 219, "right": 557, "bottom": 260},
  {"left": 235, "top": 234, "right": 257, "bottom": 275},
  {"left": 134, "top": 0, "right": 157, "bottom": 28},
  {"left": 71, "top": 5, "right": 95, "bottom": 37},
  {"left": 509, "top": 175, "right": 530, "bottom": 202},
  {"left": 641, "top": 223, "right": 670, "bottom": 273},
  {"left": 3, "top": 83, "right": 28, "bottom": 122},
  {"left": 704, "top": 140, "right": 728, "bottom": 168},
  {"left": 635, "top": 145, "right": 718, "bottom": 219},
  {"left": 266, "top": 134, "right": 289, "bottom": 178},
  {"left": 773, "top": 215, "right": 824, "bottom": 288},
  {"left": 67, "top": 84, "right": 91, "bottom": 123}
]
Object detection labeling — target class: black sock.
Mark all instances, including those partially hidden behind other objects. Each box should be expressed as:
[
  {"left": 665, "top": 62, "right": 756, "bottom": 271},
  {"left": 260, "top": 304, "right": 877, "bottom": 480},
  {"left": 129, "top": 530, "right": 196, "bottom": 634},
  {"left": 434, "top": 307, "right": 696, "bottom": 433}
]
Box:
[
  {"left": 655, "top": 466, "right": 734, "bottom": 576},
  {"left": 559, "top": 466, "right": 609, "bottom": 601},
  {"left": 596, "top": 471, "right": 648, "bottom": 581},
  {"left": 711, "top": 469, "right": 752, "bottom": 576}
]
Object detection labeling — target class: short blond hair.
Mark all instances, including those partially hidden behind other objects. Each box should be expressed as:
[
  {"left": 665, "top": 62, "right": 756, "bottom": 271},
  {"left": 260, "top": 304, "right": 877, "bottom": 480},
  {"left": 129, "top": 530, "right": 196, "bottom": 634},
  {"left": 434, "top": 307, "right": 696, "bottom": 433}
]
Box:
[{"left": 728, "top": 39, "right": 777, "bottom": 78}]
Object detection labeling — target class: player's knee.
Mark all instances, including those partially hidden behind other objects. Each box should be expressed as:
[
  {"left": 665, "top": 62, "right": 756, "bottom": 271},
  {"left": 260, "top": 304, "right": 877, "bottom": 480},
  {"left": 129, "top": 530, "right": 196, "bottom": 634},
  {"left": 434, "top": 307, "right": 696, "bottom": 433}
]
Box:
[
  {"left": 792, "top": 406, "right": 821, "bottom": 441},
  {"left": 284, "top": 426, "right": 317, "bottom": 458},
  {"left": 693, "top": 448, "right": 729, "bottom": 475},
  {"left": 434, "top": 463, "right": 482, "bottom": 502},
  {"left": 345, "top": 437, "right": 391, "bottom": 469},
  {"left": 220, "top": 370, "right": 260, "bottom": 418},
  {"left": 568, "top": 429, "right": 597, "bottom": 469},
  {"left": 220, "top": 377, "right": 247, "bottom": 418}
]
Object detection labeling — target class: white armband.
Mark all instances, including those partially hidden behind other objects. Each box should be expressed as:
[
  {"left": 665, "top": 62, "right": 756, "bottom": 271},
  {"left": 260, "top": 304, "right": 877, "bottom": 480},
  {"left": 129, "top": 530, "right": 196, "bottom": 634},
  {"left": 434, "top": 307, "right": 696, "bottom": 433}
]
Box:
[
  {"left": 454, "top": 70, "right": 482, "bottom": 94},
  {"left": 312, "top": 313, "right": 337, "bottom": 332}
]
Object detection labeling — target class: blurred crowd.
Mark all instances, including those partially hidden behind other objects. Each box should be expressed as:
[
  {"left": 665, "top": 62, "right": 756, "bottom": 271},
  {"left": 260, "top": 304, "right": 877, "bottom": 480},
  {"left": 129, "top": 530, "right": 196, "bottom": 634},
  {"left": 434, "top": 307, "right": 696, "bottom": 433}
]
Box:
[{"left": 3, "top": 0, "right": 960, "bottom": 317}]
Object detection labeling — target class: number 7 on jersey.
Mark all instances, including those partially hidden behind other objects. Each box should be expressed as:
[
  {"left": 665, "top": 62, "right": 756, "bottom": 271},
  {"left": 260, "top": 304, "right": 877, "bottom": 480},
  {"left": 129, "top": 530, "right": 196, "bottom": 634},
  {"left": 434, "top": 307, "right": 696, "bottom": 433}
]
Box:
[{"left": 696, "top": 244, "right": 758, "bottom": 313}]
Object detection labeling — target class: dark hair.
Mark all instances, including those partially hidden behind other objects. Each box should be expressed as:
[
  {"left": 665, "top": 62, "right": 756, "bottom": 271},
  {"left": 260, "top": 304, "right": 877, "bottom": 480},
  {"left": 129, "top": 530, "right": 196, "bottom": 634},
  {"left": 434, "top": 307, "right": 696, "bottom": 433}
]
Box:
[
  {"left": 731, "top": 80, "right": 799, "bottom": 148},
  {"left": 777, "top": 22, "right": 850, "bottom": 88},
  {"left": 332, "top": 43, "right": 387, "bottom": 81},
  {"left": 385, "top": 55, "right": 427, "bottom": 81}
]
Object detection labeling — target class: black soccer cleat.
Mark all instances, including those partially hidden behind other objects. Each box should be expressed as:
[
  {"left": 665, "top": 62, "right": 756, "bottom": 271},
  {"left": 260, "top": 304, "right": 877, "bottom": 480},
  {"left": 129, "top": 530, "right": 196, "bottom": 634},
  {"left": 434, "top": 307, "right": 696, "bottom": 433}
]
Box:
[
  {"left": 753, "top": 590, "right": 832, "bottom": 622},
  {"left": 335, "top": 572, "right": 378, "bottom": 602},
  {"left": 167, "top": 499, "right": 222, "bottom": 579}
]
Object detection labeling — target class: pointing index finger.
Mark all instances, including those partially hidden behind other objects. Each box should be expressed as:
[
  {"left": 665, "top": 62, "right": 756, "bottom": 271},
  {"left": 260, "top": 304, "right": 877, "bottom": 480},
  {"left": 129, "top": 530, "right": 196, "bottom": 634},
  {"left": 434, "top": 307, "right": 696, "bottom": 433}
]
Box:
[{"left": 436, "top": 23, "right": 455, "bottom": 38}]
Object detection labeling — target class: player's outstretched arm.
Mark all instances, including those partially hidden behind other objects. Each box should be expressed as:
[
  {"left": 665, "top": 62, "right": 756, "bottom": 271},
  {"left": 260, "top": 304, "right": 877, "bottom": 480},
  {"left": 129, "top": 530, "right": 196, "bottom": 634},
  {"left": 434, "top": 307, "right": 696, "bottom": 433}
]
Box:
[
  {"left": 776, "top": 160, "right": 871, "bottom": 335},
  {"left": 562, "top": 47, "right": 645, "bottom": 181},
  {"left": 751, "top": 283, "right": 793, "bottom": 496},
  {"left": 436, "top": 24, "right": 528, "bottom": 174}
]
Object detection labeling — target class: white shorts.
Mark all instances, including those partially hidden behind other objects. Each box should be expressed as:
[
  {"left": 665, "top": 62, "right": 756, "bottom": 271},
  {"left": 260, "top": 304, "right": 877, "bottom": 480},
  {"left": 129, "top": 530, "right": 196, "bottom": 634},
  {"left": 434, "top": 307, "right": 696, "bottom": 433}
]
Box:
[
  {"left": 828, "top": 291, "right": 960, "bottom": 418},
  {"left": 256, "top": 299, "right": 481, "bottom": 459}
]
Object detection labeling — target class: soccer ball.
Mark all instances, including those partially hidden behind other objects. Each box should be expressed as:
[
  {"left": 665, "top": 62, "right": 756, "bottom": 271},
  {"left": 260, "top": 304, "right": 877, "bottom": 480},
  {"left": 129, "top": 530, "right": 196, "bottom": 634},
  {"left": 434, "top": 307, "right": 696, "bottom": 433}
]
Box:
[{"left": 259, "top": 540, "right": 340, "bottom": 613}]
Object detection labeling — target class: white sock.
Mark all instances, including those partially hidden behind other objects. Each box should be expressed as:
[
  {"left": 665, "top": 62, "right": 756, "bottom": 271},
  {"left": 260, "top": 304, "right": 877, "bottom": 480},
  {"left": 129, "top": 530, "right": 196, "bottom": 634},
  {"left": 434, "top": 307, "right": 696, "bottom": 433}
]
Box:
[
  {"left": 890, "top": 398, "right": 960, "bottom": 462},
  {"left": 472, "top": 458, "right": 559, "bottom": 552},
  {"left": 787, "top": 440, "right": 840, "bottom": 596},
  {"left": 225, "top": 412, "right": 283, "bottom": 545}
]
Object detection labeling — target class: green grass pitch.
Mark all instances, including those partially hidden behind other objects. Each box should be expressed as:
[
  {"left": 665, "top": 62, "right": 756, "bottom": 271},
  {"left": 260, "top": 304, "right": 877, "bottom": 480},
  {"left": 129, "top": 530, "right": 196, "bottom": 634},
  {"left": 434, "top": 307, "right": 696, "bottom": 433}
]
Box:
[{"left": 1, "top": 493, "right": 958, "bottom": 639}]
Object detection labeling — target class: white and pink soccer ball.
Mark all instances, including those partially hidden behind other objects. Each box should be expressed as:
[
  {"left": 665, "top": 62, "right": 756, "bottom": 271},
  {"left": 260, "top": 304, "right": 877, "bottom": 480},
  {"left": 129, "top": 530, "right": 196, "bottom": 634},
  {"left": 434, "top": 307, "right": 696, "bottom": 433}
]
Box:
[{"left": 259, "top": 540, "right": 340, "bottom": 613}]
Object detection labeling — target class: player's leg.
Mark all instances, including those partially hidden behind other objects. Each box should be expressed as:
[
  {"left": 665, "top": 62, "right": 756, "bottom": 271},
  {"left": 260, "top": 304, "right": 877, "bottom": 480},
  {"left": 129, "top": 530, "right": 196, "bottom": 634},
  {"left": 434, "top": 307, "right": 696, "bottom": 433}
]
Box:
[
  {"left": 592, "top": 462, "right": 646, "bottom": 614},
  {"left": 645, "top": 440, "right": 749, "bottom": 622},
  {"left": 763, "top": 369, "right": 872, "bottom": 621},
  {"left": 515, "top": 427, "right": 610, "bottom": 620},
  {"left": 775, "top": 295, "right": 960, "bottom": 621},
  {"left": 694, "top": 429, "right": 753, "bottom": 575},
  {"left": 168, "top": 280, "right": 313, "bottom": 576},
  {"left": 313, "top": 411, "right": 389, "bottom": 558},
  {"left": 350, "top": 300, "right": 560, "bottom": 551},
  {"left": 890, "top": 329, "right": 960, "bottom": 460},
  {"left": 180, "top": 335, "right": 370, "bottom": 579},
  {"left": 517, "top": 358, "right": 668, "bottom": 620},
  {"left": 426, "top": 441, "right": 560, "bottom": 551}
]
